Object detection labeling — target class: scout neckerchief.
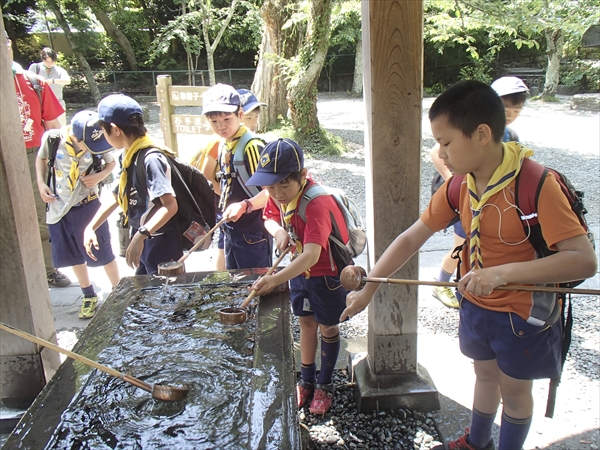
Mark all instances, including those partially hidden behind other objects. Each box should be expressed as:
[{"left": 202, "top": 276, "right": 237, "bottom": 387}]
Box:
[
  {"left": 218, "top": 125, "right": 249, "bottom": 209},
  {"left": 468, "top": 141, "right": 534, "bottom": 269},
  {"left": 280, "top": 179, "right": 309, "bottom": 274},
  {"left": 118, "top": 135, "right": 155, "bottom": 224},
  {"left": 64, "top": 129, "right": 87, "bottom": 191}
]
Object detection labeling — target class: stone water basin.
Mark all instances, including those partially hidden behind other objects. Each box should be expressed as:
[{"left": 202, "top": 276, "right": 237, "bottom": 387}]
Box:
[{"left": 3, "top": 269, "right": 299, "bottom": 449}]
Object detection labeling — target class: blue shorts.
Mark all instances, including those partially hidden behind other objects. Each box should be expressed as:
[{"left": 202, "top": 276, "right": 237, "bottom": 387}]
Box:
[
  {"left": 136, "top": 227, "right": 183, "bottom": 275},
  {"left": 290, "top": 275, "right": 348, "bottom": 326},
  {"left": 48, "top": 199, "right": 115, "bottom": 268},
  {"left": 453, "top": 220, "right": 466, "bottom": 239},
  {"left": 223, "top": 224, "right": 272, "bottom": 270},
  {"left": 459, "top": 300, "right": 562, "bottom": 380}
]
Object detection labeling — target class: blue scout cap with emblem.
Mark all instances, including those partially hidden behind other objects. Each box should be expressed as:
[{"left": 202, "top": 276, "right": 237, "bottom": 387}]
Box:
[
  {"left": 98, "top": 94, "right": 143, "bottom": 128},
  {"left": 246, "top": 138, "right": 304, "bottom": 186},
  {"left": 202, "top": 83, "right": 241, "bottom": 114},
  {"left": 71, "top": 110, "right": 113, "bottom": 154},
  {"left": 237, "top": 89, "right": 267, "bottom": 114}
]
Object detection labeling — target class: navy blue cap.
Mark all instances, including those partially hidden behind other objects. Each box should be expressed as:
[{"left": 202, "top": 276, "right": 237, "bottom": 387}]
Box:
[
  {"left": 246, "top": 139, "right": 304, "bottom": 186},
  {"left": 71, "top": 110, "right": 113, "bottom": 154},
  {"left": 237, "top": 89, "right": 267, "bottom": 113},
  {"left": 202, "top": 84, "right": 241, "bottom": 114},
  {"left": 98, "top": 94, "right": 143, "bottom": 128}
]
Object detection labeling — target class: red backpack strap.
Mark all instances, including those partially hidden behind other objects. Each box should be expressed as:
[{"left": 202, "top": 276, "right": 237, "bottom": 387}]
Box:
[
  {"left": 515, "top": 158, "right": 547, "bottom": 255},
  {"left": 445, "top": 174, "right": 464, "bottom": 214}
]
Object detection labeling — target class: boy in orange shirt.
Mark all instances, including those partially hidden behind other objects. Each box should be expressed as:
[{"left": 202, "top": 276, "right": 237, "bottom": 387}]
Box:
[{"left": 342, "top": 81, "right": 596, "bottom": 450}]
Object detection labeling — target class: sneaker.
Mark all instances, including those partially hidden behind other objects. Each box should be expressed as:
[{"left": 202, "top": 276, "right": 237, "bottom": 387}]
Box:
[
  {"left": 432, "top": 286, "right": 459, "bottom": 309},
  {"left": 309, "top": 383, "right": 335, "bottom": 415},
  {"left": 431, "top": 428, "right": 495, "bottom": 450},
  {"left": 296, "top": 378, "right": 314, "bottom": 408},
  {"left": 79, "top": 296, "right": 98, "bottom": 319},
  {"left": 47, "top": 270, "right": 72, "bottom": 288}
]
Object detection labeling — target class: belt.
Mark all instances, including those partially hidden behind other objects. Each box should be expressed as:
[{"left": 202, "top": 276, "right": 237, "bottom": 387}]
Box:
[{"left": 74, "top": 192, "right": 98, "bottom": 207}]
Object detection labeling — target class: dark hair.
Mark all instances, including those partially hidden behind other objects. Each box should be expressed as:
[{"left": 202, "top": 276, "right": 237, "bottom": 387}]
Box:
[
  {"left": 429, "top": 80, "right": 505, "bottom": 143},
  {"left": 100, "top": 114, "right": 146, "bottom": 139},
  {"left": 500, "top": 92, "right": 527, "bottom": 107},
  {"left": 281, "top": 171, "right": 304, "bottom": 184},
  {"left": 40, "top": 47, "right": 57, "bottom": 62},
  {"left": 205, "top": 106, "right": 242, "bottom": 119}
]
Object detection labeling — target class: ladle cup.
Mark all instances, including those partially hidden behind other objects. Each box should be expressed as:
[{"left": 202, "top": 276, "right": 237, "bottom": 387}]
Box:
[
  {"left": 219, "top": 247, "right": 292, "bottom": 325},
  {"left": 340, "top": 266, "right": 600, "bottom": 296},
  {"left": 0, "top": 322, "right": 189, "bottom": 402},
  {"left": 158, "top": 217, "right": 227, "bottom": 277}
]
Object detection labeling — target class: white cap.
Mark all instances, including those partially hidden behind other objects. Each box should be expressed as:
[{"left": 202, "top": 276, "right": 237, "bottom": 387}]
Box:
[{"left": 491, "top": 76, "right": 529, "bottom": 97}]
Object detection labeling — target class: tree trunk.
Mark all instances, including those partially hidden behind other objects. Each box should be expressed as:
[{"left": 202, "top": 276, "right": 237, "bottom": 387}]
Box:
[
  {"left": 287, "top": 0, "right": 333, "bottom": 134},
  {"left": 352, "top": 37, "right": 363, "bottom": 95},
  {"left": 87, "top": 1, "right": 139, "bottom": 71},
  {"left": 45, "top": 0, "right": 102, "bottom": 103},
  {"left": 251, "top": 0, "right": 303, "bottom": 131},
  {"left": 542, "top": 28, "right": 564, "bottom": 98},
  {"left": 207, "top": 49, "right": 216, "bottom": 86}
]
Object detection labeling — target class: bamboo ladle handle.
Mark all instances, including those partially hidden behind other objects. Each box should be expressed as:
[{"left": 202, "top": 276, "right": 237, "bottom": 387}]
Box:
[{"left": 240, "top": 247, "right": 292, "bottom": 309}]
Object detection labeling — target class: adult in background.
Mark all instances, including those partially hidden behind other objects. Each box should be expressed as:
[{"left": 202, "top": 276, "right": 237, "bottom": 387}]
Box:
[
  {"left": 29, "top": 47, "right": 71, "bottom": 126},
  {"left": 7, "top": 33, "right": 71, "bottom": 287}
]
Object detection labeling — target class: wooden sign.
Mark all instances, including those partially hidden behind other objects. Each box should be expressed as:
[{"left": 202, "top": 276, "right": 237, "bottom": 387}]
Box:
[
  {"left": 171, "top": 114, "right": 212, "bottom": 135},
  {"left": 168, "top": 86, "right": 210, "bottom": 106}
]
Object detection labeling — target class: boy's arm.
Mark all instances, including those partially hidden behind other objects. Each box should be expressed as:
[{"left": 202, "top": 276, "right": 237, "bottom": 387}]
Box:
[
  {"left": 458, "top": 234, "right": 597, "bottom": 297},
  {"left": 34, "top": 156, "right": 55, "bottom": 203},
  {"left": 83, "top": 192, "right": 119, "bottom": 260},
  {"left": 223, "top": 189, "right": 269, "bottom": 222},
  {"left": 340, "top": 219, "right": 435, "bottom": 320}
]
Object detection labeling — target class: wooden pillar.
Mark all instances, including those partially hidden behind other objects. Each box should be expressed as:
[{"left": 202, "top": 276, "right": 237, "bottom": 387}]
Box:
[
  {"left": 350, "top": 0, "right": 439, "bottom": 412},
  {"left": 0, "top": 17, "right": 60, "bottom": 408},
  {"left": 156, "top": 75, "right": 178, "bottom": 156}
]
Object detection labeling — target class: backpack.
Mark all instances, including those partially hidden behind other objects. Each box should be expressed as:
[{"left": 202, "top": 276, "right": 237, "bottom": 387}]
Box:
[
  {"left": 445, "top": 157, "right": 594, "bottom": 419},
  {"left": 217, "top": 132, "right": 266, "bottom": 198},
  {"left": 296, "top": 184, "right": 367, "bottom": 271},
  {"left": 134, "top": 147, "right": 216, "bottom": 252},
  {"left": 45, "top": 130, "right": 62, "bottom": 197}
]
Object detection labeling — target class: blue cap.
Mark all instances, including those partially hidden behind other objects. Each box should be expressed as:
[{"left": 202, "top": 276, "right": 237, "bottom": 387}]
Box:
[
  {"left": 98, "top": 94, "right": 143, "bottom": 128},
  {"left": 202, "top": 84, "right": 240, "bottom": 114},
  {"left": 71, "top": 110, "right": 113, "bottom": 154},
  {"left": 491, "top": 76, "right": 529, "bottom": 97},
  {"left": 237, "top": 89, "right": 267, "bottom": 114},
  {"left": 246, "top": 139, "right": 304, "bottom": 186}
]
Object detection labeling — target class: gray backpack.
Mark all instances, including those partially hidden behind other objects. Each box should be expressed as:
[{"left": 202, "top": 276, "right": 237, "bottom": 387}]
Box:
[{"left": 297, "top": 184, "right": 367, "bottom": 270}]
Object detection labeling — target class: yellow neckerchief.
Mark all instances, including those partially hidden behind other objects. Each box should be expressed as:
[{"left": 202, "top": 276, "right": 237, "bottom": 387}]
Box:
[
  {"left": 118, "top": 135, "right": 162, "bottom": 224},
  {"left": 280, "top": 179, "right": 309, "bottom": 275},
  {"left": 218, "top": 125, "right": 249, "bottom": 208},
  {"left": 64, "top": 129, "right": 87, "bottom": 191},
  {"left": 468, "top": 141, "right": 534, "bottom": 269}
]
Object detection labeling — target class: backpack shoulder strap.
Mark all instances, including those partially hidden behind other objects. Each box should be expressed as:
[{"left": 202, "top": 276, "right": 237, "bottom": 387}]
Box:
[
  {"left": 515, "top": 158, "right": 547, "bottom": 255},
  {"left": 297, "top": 184, "right": 329, "bottom": 222},
  {"left": 446, "top": 174, "right": 464, "bottom": 213},
  {"left": 233, "top": 132, "right": 263, "bottom": 198},
  {"left": 45, "top": 130, "right": 62, "bottom": 191},
  {"left": 23, "top": 71, "right": 43, "bottom": 105}
]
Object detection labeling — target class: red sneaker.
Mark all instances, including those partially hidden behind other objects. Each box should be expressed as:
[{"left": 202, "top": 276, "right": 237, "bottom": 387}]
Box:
[
  {"left": 296, "top": 379, "right": 314, "bottom": 408},
  {"left": 431, "top": 428, "right": 495, "bottom": 450},
  {"left": 309, "top": 383, "right": 335, "bottom": 415}
]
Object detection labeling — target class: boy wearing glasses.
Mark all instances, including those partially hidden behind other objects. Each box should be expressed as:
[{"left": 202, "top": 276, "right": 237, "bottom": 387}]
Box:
[{"left": 36, "top": 110, "right": 120, "bottom": 319}]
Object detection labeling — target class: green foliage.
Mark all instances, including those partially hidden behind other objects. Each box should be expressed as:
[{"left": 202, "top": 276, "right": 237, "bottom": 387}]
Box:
[
  {"left": 560, "top": 59, "right": 600, "bottom": 91},
  {"left": 458, "top": 54, "right": 493, "bottom": 84},
  {"left": 329, "top": 1, "right": 361, "bottom": 52},
  {"left": 267, "top": 117, "right": 346, "bottom": 156}
]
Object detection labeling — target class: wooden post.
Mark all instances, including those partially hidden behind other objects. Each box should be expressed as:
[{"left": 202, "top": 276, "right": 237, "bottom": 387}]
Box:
[
  {"left": 349, "top": 0, "right": 439, "bottom": 412},
  {"left": 156, "top": 75, "right": 178, "bottom": 156},
  {"left": 0, "top": 18, "right": 60, "bottom": 408}
]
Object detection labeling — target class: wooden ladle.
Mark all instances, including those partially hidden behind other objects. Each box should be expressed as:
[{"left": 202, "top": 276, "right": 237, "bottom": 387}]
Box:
[{"left": 0, "top": 322, "right": 189, "bottom": 402}]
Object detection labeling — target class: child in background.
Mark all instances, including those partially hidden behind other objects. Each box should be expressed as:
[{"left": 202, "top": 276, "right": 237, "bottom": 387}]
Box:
[
  {"left": 83, "top": 95, "right": 182, "bottom": 275},
  {"left": 202, "top": 84, "right": 271, "bottom": 270},
  {"left": 36, "top": 111, "right": 120, "bottom": 319},
  {"left": 190, "top": 88, "right": 268, "bottom": 270},
  {"left": 342, "top": 80, "right": 596, "bottom": 450},
  {"left": 247, "top": 138, "right": 349, "bottom": 415},
  {"left": 429, "top": 76, "right": 529, "bottom": 309}
]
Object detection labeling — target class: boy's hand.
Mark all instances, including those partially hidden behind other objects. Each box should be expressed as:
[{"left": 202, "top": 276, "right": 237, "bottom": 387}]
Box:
[
  {"left": 80, "top": 172, "right": 103, "bottom": 188},
  {"left": 274, "top": 229, "right": 294, "bottom": 253},
  {"left": 83, "top": 226, "right": 99, "bottom": 261},
  {"left": 223, "top": 202, "right": 246, "bottom": 222},
  {"left": 458, "top": 269, "right": 505, "bottom": 297},
  {"left": 126, "top": 233, "right": 145, "bottom": 269},
  {"left": 38, "top": 183, "right": 57, "bottom": 203},
  {"left": 250, "top": 274, "right": 279, "bottom": 296},
  {"left": 340, "top": 290, "right": 372, "bottom": 321}
]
